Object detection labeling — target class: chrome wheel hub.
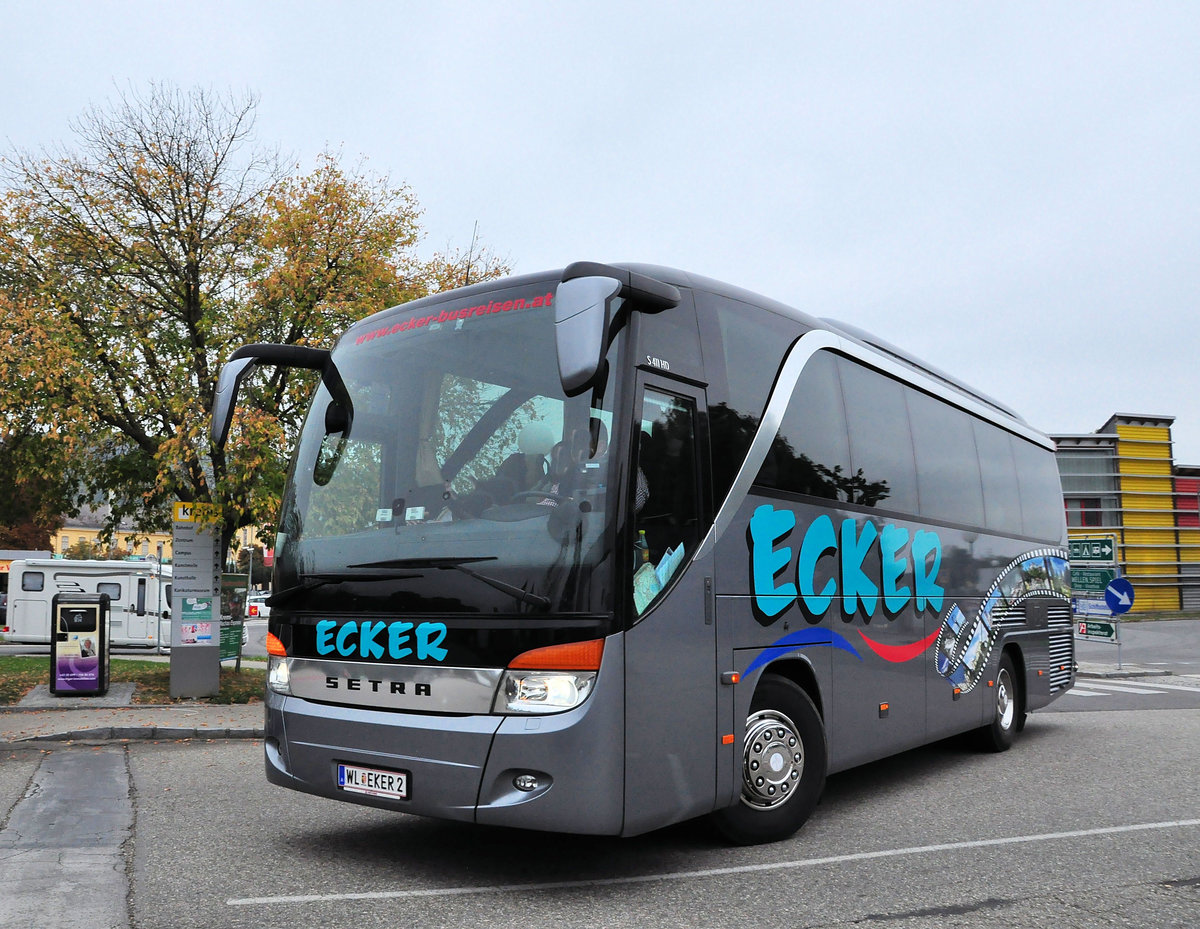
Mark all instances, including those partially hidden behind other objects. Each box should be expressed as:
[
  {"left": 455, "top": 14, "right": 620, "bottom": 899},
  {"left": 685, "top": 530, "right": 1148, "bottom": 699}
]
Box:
[
  {"left": 996, "top": 668, "right": 1015, "bottom": 730},
  {"left": 741, "top": 709, "right": 803, "bottom": 809}
]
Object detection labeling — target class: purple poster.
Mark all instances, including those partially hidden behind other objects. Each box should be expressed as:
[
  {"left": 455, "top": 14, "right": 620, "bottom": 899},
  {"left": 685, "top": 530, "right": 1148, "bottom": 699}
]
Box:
[{"left": 54, "top": 631, "right": 101, "bottom": 692}]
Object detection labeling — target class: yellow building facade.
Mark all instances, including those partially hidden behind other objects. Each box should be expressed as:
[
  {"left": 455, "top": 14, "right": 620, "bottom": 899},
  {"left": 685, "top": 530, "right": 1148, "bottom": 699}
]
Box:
[
  {"left": 1054, "top": 414, "right": 1200, "bottom": 613},
  {"left": 48, "top": 506, "right": 269, "bottom": 567},
  {"left": 53, "top": 508, "right": 174, "bottom": 561}
]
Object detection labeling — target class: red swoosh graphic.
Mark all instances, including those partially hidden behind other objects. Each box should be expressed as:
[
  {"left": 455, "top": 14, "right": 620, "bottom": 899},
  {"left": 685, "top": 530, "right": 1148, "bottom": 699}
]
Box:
[{"left": 857, "top": 628, "right": 941, "bottom": 663}]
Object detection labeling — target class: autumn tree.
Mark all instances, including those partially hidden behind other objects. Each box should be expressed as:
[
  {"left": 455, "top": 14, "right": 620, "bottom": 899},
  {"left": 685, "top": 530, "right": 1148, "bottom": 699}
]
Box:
[
  {"left": 0, "top": 432, "right": 66, "bottom": 549},
  {"left": 0, "top": 83, "right": 508, "bottom": 555}
]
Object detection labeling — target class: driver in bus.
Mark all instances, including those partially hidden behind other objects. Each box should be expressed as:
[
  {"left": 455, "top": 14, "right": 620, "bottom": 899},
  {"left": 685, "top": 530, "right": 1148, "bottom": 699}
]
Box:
[{"left": 486, "top": 422, "right": 556, "bottom": 502}]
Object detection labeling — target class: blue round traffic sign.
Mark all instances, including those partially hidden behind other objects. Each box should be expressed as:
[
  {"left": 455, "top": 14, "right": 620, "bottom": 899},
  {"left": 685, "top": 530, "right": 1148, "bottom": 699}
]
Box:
[{"left": 1104, "top": 577, "right": 1135, "bottom": 615}]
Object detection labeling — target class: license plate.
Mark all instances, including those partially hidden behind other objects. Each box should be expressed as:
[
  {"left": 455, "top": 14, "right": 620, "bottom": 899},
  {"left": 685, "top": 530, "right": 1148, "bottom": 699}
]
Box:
[{"left": 336, "top": 762, "right": 409, "bottom": 800}]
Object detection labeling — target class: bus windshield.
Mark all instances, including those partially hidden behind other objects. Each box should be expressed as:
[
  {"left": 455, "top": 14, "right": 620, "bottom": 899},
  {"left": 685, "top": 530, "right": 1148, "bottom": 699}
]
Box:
[{"left": 273, "top": 280, "right": 622, "bottom": 616}]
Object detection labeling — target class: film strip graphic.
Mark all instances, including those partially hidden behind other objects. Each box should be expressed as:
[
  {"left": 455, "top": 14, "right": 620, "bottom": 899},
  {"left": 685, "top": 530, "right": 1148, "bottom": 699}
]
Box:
[{"left": 934, "top": 548, "right": 1070, "bottom": 694}]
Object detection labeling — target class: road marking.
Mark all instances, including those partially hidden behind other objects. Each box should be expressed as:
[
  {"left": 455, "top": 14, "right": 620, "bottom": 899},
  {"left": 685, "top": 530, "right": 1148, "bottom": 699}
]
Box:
[
  {"left": 226, "top": 818, "right": 1200, "bottom": 907},
  {"left": 1078, "top": 681, "right": 1168, "bottom": 695},
  {"left": 1068, "top": 678, "right": 1200, "bottom": 697},
  {"left": 1125, "top": 679, "right": 1200, "bottom": 694}
]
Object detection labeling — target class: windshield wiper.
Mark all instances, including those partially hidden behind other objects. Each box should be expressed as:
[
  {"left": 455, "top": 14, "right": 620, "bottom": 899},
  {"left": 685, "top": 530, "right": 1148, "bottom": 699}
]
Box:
[
  {"left": 349, "top": 557, "right": 551, "bottom": 610},
  {"left": 268, "top": 569, "right": 420, "bottom": 608}
]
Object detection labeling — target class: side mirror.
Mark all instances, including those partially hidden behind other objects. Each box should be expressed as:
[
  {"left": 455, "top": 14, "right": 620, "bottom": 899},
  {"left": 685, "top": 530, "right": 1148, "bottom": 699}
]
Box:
[
  {"left": 554, "top": 276, "right": 623, "bottom": 397},
  {"left": 553, "top": 262, "right": 681, "bottom": 397},
  {"left": 211, "top": 357, "right": 257, "bottom": 448},
  {"left": 210, "top": 343, "right": 353, "bottom": 450}
]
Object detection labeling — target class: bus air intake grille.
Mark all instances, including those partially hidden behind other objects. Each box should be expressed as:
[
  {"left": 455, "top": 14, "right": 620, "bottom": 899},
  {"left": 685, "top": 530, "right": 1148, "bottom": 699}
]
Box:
[
  {"left": 989, "top": 606, "right": 1025, "bottom": 629},
  {"left": 1047, "top": 604, "right": 1074, "bottom": 692}
]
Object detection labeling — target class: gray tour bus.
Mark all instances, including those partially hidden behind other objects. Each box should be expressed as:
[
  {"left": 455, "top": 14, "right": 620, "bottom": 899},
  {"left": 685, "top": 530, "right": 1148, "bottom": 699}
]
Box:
[{"left": 212, "top": 262, "right": 1071, "bottom": 844}]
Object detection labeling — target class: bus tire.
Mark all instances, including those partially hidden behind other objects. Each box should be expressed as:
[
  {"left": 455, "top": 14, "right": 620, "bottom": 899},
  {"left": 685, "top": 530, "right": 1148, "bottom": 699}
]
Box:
[
  {"left": 711, "top": 675, "right": 827, "bottom": 845},
  {"left": 978, "top": 652, "right": 1021, "bottom": 752}
]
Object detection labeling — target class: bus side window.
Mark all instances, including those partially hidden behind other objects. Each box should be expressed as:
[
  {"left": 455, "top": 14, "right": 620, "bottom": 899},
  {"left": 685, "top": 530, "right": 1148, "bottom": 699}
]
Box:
[
  {"left": 973, "top": 418, "right": 1022, "bottom": 535},
  {"left": 838, "top": 358, "right": 918, "bottom": 513},
  {"left": 757, "top": 350, "right": 850, "bottom": 501},
  {"left": 906, "top": 386, "right": 985, "bottom": 527},
  {"left": 632, "top": 389, "right": 699, "bottom": 616},
  {"left": 1014, "top": 437, "right": 1068, "bottom": 540}
]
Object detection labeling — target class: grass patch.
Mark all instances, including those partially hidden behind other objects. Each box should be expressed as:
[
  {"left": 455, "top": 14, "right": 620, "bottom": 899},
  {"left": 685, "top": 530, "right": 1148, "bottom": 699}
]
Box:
[{"left": 0, "top": 656, "right": 265, "bottom": 706}]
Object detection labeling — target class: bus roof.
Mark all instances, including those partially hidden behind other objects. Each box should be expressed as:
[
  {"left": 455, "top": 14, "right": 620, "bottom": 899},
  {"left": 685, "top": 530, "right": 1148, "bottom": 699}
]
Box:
[
  {"left": 358, "top": 262, "right": 1028, "bottom": 427},
  {"left": 617, "top": 263, "right": 1027, "bottom": 425}
]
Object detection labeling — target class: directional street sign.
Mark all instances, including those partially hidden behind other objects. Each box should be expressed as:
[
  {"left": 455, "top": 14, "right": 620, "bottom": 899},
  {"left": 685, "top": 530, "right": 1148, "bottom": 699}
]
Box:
[
  {"left": 1071, "top": 567, "right": 1117, "bottom": 593},
  {"left": 1072, "top": 597, "right": 1112, "bottom": 617},
  {"left": 1076, "top": 619, "right": 1119, "bottom": 641},
  {"left": 1069, "top": 536, "right": 1117, "bottom": 565},
  {"left": 1105, "top": 577, "right": 1135, "bottom": 615}
]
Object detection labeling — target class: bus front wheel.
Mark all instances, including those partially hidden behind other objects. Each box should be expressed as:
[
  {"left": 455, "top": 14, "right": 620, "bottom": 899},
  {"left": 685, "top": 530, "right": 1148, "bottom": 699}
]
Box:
[{"left": 712, "top": 675, "right": 827, "bottom": 845}]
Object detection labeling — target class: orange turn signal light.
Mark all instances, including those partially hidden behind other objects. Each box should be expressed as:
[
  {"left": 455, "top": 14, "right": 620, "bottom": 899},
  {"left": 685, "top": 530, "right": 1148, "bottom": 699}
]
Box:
[
  {"left": 508, "top": 638, "right": 604, "bottom": 671},
  {"left": 265, "top": 632, "right": 287, "bottom": 657}
]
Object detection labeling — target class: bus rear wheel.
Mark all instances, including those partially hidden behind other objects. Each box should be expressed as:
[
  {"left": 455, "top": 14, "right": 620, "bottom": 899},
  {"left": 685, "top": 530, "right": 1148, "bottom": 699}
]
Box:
[
  {"left": 711, "top": 675, "right": 826, "bottom": 845},
  {"left": 978, "top": 652, "right": 1022, "bottom": 752}
]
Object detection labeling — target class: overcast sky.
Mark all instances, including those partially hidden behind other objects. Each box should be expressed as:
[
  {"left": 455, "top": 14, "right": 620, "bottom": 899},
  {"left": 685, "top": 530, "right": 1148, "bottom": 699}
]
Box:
[{"left": 4, "top": 2, "right": 1199, "bottom": 461}]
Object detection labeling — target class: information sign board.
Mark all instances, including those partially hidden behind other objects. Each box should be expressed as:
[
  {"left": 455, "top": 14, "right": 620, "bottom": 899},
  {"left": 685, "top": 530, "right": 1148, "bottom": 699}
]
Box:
[
  {"left": 1072, "top": 597, "right": 1112, "bottom": 617},
  {"left": 1069, "top": 536, "right": 1117, "bottom": 565},
  {"left": 1076, "top": 619, "right": 1118, "bottom": 641},
  {"left": 170, "top": 502, "right": 222, "bottom": 696},
  {"left": 219, "top": 618, "right": 244, "bottom": 660},
  {"left": 1071, "top": 567, "right": 1117, "bottom": 593}
]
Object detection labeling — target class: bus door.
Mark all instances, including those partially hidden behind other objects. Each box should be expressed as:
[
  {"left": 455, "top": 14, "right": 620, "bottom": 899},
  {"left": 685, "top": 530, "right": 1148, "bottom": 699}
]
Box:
[{"left": 622, "top": 377, "right": 715, "bottom": 834}]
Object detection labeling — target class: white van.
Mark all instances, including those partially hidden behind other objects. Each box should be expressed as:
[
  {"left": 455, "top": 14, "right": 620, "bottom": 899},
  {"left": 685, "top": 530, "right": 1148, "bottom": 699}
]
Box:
[
  {"left": 3, "top": 559, "right": 173, "bottom": 647},
  {"left": 246, "top": 590, "right": 271, "bottom": 620}
]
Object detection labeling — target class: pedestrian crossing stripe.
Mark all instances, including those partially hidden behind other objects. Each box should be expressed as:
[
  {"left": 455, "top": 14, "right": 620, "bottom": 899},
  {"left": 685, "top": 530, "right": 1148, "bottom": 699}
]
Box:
[{"left": 1067, "top": 679, "right": 1200, "bottom": 697}]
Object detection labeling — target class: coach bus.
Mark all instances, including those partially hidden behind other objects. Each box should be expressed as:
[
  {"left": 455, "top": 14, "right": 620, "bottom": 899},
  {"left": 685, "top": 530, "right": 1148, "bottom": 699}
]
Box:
[{"left": 211, "top": 262, "right": 1071, "bottom": 844}]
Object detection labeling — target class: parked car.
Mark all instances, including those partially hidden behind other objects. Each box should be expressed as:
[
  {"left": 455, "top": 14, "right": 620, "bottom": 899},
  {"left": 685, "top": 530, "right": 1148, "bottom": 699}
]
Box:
[{"left": 246, "top": 591, "right": 271, "bottom": 620}]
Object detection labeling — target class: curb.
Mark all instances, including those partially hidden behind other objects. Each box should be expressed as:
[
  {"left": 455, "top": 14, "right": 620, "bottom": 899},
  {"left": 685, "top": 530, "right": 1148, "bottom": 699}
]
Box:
[
  {"left": 0, "top": 701, "right": 264, "bottom": 712},
  {"left": 1076, "top": 668, "right": 1171, "bottom": 680},
  {"left": 2, "top": 726, "right": 265, "bottom": 745}
]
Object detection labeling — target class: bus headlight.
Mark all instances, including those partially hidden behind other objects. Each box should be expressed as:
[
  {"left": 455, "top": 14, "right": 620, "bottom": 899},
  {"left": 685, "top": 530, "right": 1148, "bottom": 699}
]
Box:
[
  {"left": 493, "top": 638, "right": 604, "bottom": 714},
  {"left": 267, "top": 655, "right": 292, "bottom": 695},
  {"left": 494, "top": 670, "right": 596, "bottom": 714}
]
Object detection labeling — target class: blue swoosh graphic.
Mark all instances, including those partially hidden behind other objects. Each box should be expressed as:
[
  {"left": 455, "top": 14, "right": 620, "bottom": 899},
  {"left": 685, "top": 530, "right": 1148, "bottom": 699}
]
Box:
[{"left": 742, "top": 628, "right": 862, "bottom": 678}]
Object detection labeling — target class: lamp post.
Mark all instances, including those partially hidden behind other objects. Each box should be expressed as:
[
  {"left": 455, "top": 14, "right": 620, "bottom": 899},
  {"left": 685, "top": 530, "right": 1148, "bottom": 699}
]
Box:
[
  {"left": 237, "top": 534, "right": 252, "bottom": 672},
  {"left": 245, "top": 534, "right": 254, "bottom": 597},
  {"left": 156, "top": 541, "right": 164, "bottom": 651}
]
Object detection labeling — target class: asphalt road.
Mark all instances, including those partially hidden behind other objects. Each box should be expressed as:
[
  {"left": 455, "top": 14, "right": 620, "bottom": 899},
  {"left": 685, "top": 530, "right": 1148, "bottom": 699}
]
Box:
[
  {"left": 1049, "top": 674, "right": 1200, "bottom": 713},
  {"left": 1074, "top": 618, "right": 1200, "bottom": 675},
  {"left": 2, "top": 620, "right": 1197, "bottom": 928},
  {"left": 134, "top": 711, "right": 1200, "bottom": 927},
  {"left": 2, "top": 706, "right": 1196, "bottom": 928}
]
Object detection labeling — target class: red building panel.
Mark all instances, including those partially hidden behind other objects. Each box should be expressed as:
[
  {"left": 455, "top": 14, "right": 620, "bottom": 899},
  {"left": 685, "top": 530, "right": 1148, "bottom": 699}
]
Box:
[{"left": 1177, "top": 476, "right": 1200, "bottom": 528}]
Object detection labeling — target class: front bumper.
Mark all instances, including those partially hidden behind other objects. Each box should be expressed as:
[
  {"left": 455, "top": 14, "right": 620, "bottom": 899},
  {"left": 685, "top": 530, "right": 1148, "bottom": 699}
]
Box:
[{"left": 264, "top": 638, "right": 627, "bottom": 834}]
